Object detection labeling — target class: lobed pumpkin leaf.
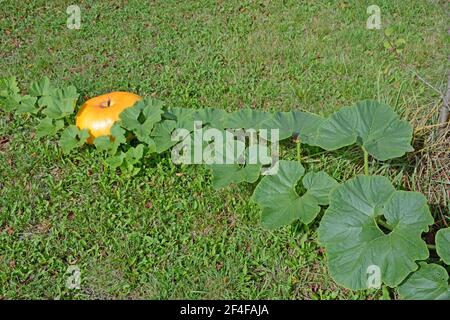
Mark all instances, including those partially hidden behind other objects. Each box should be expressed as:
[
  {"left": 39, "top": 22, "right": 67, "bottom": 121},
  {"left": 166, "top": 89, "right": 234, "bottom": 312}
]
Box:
[
  {"left": 93, "top": 124, "right": 127, "bottom": 155},
  {"left": 151, "top": 120, "right": 178, "bottom": 153},
  {"left": 36, "top": 117, "right": 64, "bottom": 138},
  {"left": 252, "top": 160, "right": 337, "bottom": 229},
  {"left": 120, "top": 98, "right": 164, "bottom": 145},
  {"left": 93, "top": 136, "right": 113, "bottom": 152},
  {"left": 436, "top": 228, "right": 450, "bottom": 265},
  {"left": 195, "top": 108, "right": 229, "bottom": 129},
  {"left": 0, "top": 77, "right": 39, "bottom": 113},
  {"left": 59, "top": 126, "right": 89, "bottom": 154},
  {"left": 166, "top": 107, "right": 196, "bottom": 130},
  {"left": 29, "top": 77, "right": 56, "bottom": 97},
  {"left": 104, "top": 152, "right": 126, "bottom": 169},
  {"left": 318, "top": 175, "right": 434, "bottom": 290},
  {"left": 261, "top": 111, "right": 325, "bottom": 142},
  {"left": 16, "top": 95, "right": 38, "bottom": 114},
  {"left": 0, "top": 76, "right": 20, "bottom": 98},
  {"left": 209, "top": 164, "right": 261, "bottom": 189},
  {"left": 397, "top": 263, "right": 450, "bottom": 300},
  {"left": 226, "top": 109, "right": 273, "bottom": 129},
  {"left": 314, "top": 100, "right": 413, "bottom": 161},
  {"left": 40, "top": 86, "right": 79, "bottom": 119}
]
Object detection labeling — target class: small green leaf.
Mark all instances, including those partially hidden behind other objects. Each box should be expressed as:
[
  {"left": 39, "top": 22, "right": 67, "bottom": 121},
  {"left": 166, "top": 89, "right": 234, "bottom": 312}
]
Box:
[
  {"left": 93, "top": 136, "right": 112, "bottom": 152},
  {"left": 384, "top": 27, "right": 394, "bottom": 37},
  {"left": 252, "top": 160, "right": 337, "bottom": 229},
  {"left": 36, "top": 118, "right": 64, "bottom": 138},
  {"left": 124, "top": 144, "right": 144, "bottom": 166},
  {"left": 109, "top": 124, "right": 127, "bottom": 154},
  {"left": 436, "top": 228, "right": 450, "bottom": 265},
  {"left": 40, "top": 85, "right": 79, "bottom": 118},
  {"left": 59, "top": 126, "right": 89, "bottom": 154},
  {"left": 120, "top": 98, "right": 164, "bottom": 144},
  {"left": 29, "top": 77, "right": 55, "bottom": 97},
  {"left": 398, "top": 263, "right": 450, "bottom": 300},
  {"left": 315, "top": 100, "right": 413, "bottom": 160},
  {"left": 0, "top": 76, "right": 20, "bottom": 97},
  {"left": 0, "top": 77, "right": 21, "bottom": 112},
  {"left": 105, "top": 152, "right": 125, "bottom": 169},
  {"left": 318, "top": 175, "right": 434, "bottom": 290},
  {"left": 16, "top": 95, "right": 38, "bottom": 114}
]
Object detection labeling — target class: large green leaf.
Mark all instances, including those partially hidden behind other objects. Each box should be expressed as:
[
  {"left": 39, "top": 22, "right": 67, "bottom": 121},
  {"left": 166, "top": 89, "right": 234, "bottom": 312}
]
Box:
[
  {"left": 315, "top": 100, "right": 413, "bottom": 160},
  {"left": 261, "top": 111, "right": 325, "bottom": 143},
  {"left": 195, "top": 108, "right": 229, "bottom": 129},
  {"left": 436, "top": 228, "right": 450, "bottom": 265},
  {"left": 398, "top": 263, "right": 450, "bottom": 300},
  {"left": 252, "top": 160, "right": 338, "bottom": 229},
  {"left": 150, "top": 120, "right": 178, "bottom": 153},
  {"left": 226, "top": 109, "right": 273, "bottom": 129},
  {"left": 318, "top": 175, "right": 434, "bottom": 290},
  {"left": 166, "top": 107, "right": 196, "bottom": 130}
]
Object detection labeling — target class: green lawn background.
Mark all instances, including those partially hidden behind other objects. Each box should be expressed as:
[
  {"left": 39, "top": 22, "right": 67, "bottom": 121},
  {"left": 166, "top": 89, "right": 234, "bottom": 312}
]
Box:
[{"left": 0, "top": 0, "right": 448, "bottom": 299}]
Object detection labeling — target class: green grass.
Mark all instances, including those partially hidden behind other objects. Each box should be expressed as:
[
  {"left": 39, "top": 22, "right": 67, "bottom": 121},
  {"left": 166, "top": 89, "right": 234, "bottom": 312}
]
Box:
[{"left": 0, "top": 0, "right": 448, "bottom": 299}]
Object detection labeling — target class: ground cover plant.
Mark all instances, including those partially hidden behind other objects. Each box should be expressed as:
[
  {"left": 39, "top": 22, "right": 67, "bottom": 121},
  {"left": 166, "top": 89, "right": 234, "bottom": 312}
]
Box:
[{"left": 0, "top": 0, "right": 448, "bottom": 299}]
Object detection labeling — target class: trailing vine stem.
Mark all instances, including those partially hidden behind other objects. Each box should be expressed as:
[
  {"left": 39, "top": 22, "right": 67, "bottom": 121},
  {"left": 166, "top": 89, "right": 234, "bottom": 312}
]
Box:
[
  {"left": 362, "top": 146, "right": 369, "bottom": 176},
  {"left": 295, "top": 136, "right": 302, "bottom": 163}
]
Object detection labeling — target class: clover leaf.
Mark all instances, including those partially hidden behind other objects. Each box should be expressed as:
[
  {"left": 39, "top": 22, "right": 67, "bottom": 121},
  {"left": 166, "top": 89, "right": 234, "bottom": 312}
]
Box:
[
  {"left": 398, "top": 263, "right": 450, "bottom": 300},
  {"left": 318, "top": 175, "right": 434, "bottom": 290},
  {"left": 436, "top": 228, "right": 450, "bottom": 265},
  {"left": 59, "top": 126, "right": 89, "bottom": 154},
  {"left": 315, "top": 100, "right": 413, "bottom": 161},
  {"left": 261, "top": 111, "right": 325, "bottom": 142},
  {"left": 252, "top": 160, "right": 338, "bottom": 229}
]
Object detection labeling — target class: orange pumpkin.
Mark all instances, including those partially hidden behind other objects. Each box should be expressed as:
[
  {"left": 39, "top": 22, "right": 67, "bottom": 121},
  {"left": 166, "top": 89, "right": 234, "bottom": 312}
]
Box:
[{"left": 75, "top": 91, "right": 141, "bottom": 144}]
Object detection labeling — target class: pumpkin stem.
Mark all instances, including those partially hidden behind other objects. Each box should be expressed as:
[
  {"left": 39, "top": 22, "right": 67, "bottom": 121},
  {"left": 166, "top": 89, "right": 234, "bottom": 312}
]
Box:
[{"left": 100, "top": 98, "right": 112, "bottom": 108}]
